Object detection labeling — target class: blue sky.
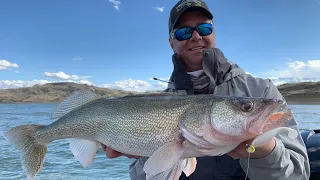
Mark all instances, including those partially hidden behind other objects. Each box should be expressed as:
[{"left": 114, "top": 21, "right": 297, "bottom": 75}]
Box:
[{"left": 0, "top": 0, "right": 320, "bottom": 91}]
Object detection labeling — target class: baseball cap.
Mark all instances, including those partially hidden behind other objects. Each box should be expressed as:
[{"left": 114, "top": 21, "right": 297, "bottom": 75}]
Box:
[{"left": 168, "top": 0, "right": 213, "bottom": 33}]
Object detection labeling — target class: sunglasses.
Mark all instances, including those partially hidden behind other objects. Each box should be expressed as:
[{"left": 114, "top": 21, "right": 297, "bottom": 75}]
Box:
[{"left": 171, "top": 23, "right": 213, "bottom": 41}]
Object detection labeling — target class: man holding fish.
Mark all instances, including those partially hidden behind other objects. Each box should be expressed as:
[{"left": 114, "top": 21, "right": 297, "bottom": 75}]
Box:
[
  {"left": 4, "top": 0, "right": 310, "bottom": 180},
  {"left": 102, "top": 0, "right": 310, "bottom": 179}
]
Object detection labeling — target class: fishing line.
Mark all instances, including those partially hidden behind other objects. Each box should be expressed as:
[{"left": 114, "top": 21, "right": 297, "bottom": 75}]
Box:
[{"left": 245, "top": 144, "right": 256, "bottom": 180}]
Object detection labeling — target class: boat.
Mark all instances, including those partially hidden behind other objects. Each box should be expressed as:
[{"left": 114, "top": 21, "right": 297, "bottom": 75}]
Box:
[{"left": 301, "top": 129, "right": 320, "bottom": 180}]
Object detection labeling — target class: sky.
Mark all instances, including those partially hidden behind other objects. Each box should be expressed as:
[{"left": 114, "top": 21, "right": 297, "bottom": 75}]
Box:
[{"left": 0, "top": 0, "right": 320, "bottom": 92}]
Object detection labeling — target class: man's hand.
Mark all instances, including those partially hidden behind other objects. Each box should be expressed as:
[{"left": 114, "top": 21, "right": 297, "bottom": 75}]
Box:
[
  {"left": 100, "top": 143, "right": 142, "bottom": 159},
  {"left": 228, "top": 137, "right": 276, "bottom": 159}
]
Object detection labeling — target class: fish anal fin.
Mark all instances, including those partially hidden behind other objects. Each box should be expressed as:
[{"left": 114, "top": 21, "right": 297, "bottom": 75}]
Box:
[{"left": 69, "top": 139, "right": 99, "bottom": 167}]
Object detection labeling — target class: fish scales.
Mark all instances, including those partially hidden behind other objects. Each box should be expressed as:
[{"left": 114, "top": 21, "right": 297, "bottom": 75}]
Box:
[{"left": 36, "top": 94, "right": 213, "bottom": 156}]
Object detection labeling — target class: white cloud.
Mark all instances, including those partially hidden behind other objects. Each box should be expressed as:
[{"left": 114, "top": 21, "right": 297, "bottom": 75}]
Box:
[
  {"left": 0, "top": 80, "right": 51, "bottom": 89},
  {"left": 0, "top": 59, "right": 18, "bottom": 70},
  {"left": 0, "top": 75, "right": 168, "bottom": 92},
  {"left": 44, "top": 71, "right": 90, "bottom": 81},
  {"left": 271, "top": 60, "right": 320, "bottom": 77},
  {"left": 153, "top": 7, "right": 165, "bottom": 12},
  {"left": 99, "top": 78, "right": 168, "bottom": 92},
  {"left": 268, "top": 77, "right": 317, "bottom": 86},
  {"left": 77, "top": 80, "right": 93, "bottom": 85},
  {"left": 0, "top": 79, "right": 93, "bottom": 89},
  {"left": 259, "top": 59, "right": 320, "bottom": 85},
  {"left": 72, "top": 57, "right": 82, "bottom": 61},
  {"left": 109, "top": 0, "right": 121, "bottom": 11}
]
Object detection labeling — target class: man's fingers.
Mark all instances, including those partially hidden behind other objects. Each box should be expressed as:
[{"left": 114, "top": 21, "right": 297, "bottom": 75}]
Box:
[
  {"left": 105, "top": 147, "right": 123, "bottom": 158},
  {"left": 100, "top": 143, "right": 123, "bottom": 158},
  {"left": 125, "top": 154, "right": 142, "bottom": 159},
  {"left": 100, "top": 143, "right": 107, "bottom": 151},
  {"left": 227, "top": 150, "right": 241, "bottom": 159},
  {"left": 227, "top": 141, "right": 250, "bottom": 159},
  {"left": 100, "top": 143, "right": 142, "bottom": 159}
]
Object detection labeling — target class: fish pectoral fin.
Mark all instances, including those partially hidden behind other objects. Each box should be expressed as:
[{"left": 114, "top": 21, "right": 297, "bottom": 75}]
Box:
[
  {"left": 182, "top": 157, "right": 197, "bottom": 177},
  {"left": 69, "top": 139, "right": 99, "bottom": 167},
  {"left": 146, "top": 160, "right": 185, "bottom": 180},
  {"left": 196, "top": 144, "right": 239, "bottom": 156},
  {"left": 252, "top": 127, "right": 298, "bottom": 147},
  {"left": 144, "top": 141, "right": 186, "bottom": 179}
]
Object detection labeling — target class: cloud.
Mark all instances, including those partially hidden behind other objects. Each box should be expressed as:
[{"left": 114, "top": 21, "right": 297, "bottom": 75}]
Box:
[
  {"left": 153, "top": 7, "right": 165, "bottom": 12},
  {"left": 0, "top": 79, "right": 93, "bottom": 89},
  {"left": 268, "top": 77, "right": 317, "bottom": 86},
  {"left": 0, "top": 59, "right": 18, "bottom": 70},
  {"left": 0, "top": 75, "right": 168, "bottom": 92},
  {"left": 270, "top": 60, "right": 320, "bottom": 77},
  {"left": 0, "top": 79, "right": 51, "bottom": 89},
  {"left": 72, "top": 57, "right": 82, "bottom": 61},
  {"left": 109, "top": 0, "right": 121, "bottom": 11},
  {"left": 77, "top": 80, "right": 93, "bottom": 85},
  {"left": 259, "top": 59, "right": 320, "bottom": 85},
  {"left": 44, "top": 71, "right": 90, "bottom": 80},
  {"left": 99, "top": 78, "right": 168, "bottom": 92}
]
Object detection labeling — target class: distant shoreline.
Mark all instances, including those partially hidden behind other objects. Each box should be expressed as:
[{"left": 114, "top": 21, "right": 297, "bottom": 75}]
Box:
[
  {"left": 285, "top": 98, "right": 320, "bottom": 105},
  {"left": 0, "top": 82, "right": 319, "bottom": 104}
]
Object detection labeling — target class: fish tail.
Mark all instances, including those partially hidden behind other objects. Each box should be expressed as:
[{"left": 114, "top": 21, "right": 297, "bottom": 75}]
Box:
[{"left": 4, "top": 124, "right": 47, "bottom": 180}]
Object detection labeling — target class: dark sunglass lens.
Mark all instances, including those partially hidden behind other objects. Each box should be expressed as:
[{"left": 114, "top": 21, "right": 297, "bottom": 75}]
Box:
[
  {"left": 197, "top": 23, "right": 212, "bottom": 36},
  {"left": 175, "top": 27, "right": 193, "bottom": 41}
]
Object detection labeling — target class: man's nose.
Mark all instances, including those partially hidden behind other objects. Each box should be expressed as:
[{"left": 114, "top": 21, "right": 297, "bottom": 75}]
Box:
[{"left": 190, "top": 29, "right": 202, "bottom": 41}]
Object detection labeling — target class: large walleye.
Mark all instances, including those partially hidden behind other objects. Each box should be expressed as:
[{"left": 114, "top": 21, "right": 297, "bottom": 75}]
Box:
[{"left": 4, "top": 91, "right": 298, "bottom": 180}]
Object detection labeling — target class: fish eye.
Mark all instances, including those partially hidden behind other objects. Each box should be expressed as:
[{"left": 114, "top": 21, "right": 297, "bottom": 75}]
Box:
[{"left": 240, "top": 100, "right": 254, "bottom": 112}]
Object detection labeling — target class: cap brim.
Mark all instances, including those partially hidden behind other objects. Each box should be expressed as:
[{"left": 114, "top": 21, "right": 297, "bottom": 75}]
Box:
[{"left": 171, "top": 6, "right": 213, "bottom": 31}]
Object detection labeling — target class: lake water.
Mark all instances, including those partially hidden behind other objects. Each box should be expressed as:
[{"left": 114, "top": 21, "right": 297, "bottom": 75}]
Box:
[{"left": 0, "top": 103, "right": 319, "bottom": 180}]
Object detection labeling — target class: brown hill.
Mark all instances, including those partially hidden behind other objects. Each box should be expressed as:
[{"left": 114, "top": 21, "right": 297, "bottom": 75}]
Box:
[
  {"left": 277, "top": 82, "right": 320, "bottom": 104},
  {"left": 0, "top": 81, "right": 319, "bottom": 104},
  {"left": 0, "top": 82, "right": 134, "bottom": 103}
]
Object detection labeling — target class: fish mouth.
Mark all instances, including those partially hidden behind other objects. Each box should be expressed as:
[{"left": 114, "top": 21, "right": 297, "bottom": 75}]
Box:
[
  {"left": 179, "top": 120, "right": 215, "bottom": 149},
  {"left": 246, "top": 99, "right": 287, "bottom": 136}
]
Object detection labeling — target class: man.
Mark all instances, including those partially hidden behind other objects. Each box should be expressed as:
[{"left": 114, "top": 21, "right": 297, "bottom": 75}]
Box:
[{"left": 101, "top": 0, "right": 310, "bottom": 179}]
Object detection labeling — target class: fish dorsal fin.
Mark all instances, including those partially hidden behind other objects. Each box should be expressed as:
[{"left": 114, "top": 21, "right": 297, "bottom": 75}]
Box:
[
  {"left": 117, "top": 92, "right": 185, "bottom": 100},
  {"left": 52, "top": 90, "right": 102, "bottom": 120},
  {"left": 123, "top": 92, "right": 178, "bottom": 98}
]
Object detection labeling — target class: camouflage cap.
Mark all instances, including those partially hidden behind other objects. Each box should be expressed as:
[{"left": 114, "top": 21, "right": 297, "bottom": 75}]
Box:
[{"left": 168, "top": 0, "right": 213, "bottom": 33}]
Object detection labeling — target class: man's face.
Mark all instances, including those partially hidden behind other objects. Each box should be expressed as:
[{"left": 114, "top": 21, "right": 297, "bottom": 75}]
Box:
[{"left": 169, "top": 10, "right": 216, "bottom": 72}]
